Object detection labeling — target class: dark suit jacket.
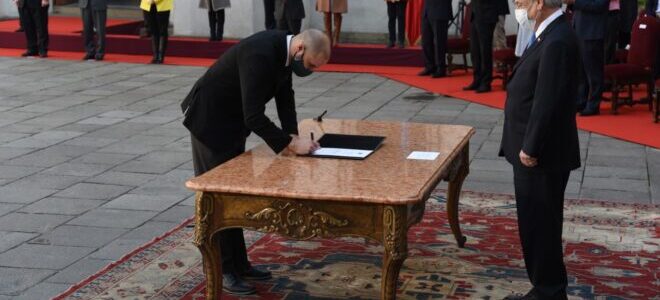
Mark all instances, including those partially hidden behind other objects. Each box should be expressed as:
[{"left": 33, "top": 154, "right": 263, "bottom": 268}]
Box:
[
  {"left": 274, "top": 0, "right": 305, "bottom": 20},
  {"left": 500, "top": 15, "right": 581, "bottom": 172},
  {"left": 571, "top": 0, "right": 609, "bottom": 40},
  {"left": 79, "top": 0, "right": 107, "bottom": 10},
  {"left": 471, "top": 0, "right": 509, "bottom": 24},
  {"left": 422, "top": 0, "right": 452, "bottom": 21},
  {"left": 181, "top": 30, "right": 298, "bottom": 153}
]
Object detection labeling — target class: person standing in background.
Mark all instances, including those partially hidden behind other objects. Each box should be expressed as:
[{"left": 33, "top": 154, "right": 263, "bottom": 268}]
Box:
[
  {"left": 200, "top": 0, "right": 230, "bottom": 42},
  {"left": 80, "top": 0, "right": 107, "bottom": 61},
  {"left": 604, "top": 0, "right": 620, "bottom": 63},
  {"left": 617, "top": 0, "right": 637, "bottom": 48},
  {"left": 316, "top": 0, "right": 347, "bottom": 46},
  {"left": 418, "top": 0, "right": 452, "bottom": 78},
  {"left": 385, "top": 0, "right": 407, "bottom": 48},
  {"left": 14, "top": 0, "right": 49, "bottom": 58},
  {"left": 140, "top": 0, "right": 172, "bottom": 64},
  {"left": 275, "top": 0, "right": 305, "bottom": 34},
  {"left": 564, "top": 0, "right": 608, "bottom": 116},
  {"left": 263, "top": 0, "right": 276, "bottom": 29},
  {"left": 463, "top": 0, "right": 510, "bottom": 93}
]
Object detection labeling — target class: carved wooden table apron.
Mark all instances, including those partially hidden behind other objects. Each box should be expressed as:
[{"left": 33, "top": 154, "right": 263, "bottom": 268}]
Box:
[{"left": 186, "top": 119, "right": 475, "bottom": 300}]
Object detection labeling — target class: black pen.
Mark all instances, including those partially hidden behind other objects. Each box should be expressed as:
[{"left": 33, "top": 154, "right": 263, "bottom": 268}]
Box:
[{"left": 310, "top": 132, "right": 314, "bottom": 141}]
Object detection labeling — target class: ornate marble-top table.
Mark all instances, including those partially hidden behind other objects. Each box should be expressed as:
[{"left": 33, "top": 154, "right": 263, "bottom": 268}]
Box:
[{"left": 185, "top": 119, "right": 475, "bottom": 299}]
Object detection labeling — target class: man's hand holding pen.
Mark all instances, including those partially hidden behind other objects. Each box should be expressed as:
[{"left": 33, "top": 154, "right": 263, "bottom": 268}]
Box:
[{"left": 286, "top": 134, "right": 320, "bottom": 155}]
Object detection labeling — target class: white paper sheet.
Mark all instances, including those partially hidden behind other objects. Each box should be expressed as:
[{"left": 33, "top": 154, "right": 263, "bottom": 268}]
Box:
[
  {"left": 312, "top": 147, "right": 373, "bottom": 159},
  {"left": 407, "top": 151, "right": 440, "bottom": 160}
]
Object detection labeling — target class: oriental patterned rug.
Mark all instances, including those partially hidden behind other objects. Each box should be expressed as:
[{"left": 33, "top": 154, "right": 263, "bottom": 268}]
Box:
[{"left": 54, "top": 191, "right": 659, "bottom": 300}]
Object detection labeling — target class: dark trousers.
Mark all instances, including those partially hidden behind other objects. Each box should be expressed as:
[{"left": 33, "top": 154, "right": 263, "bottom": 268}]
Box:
[
  {"left": 263, "top": 0, "right": 276, "bottom": 30},
  {"left": 387, "top": 0, "right": 407, "bottom": 45},
  {"left": 277, "top": 14, "right": 302, "bottom": 34},
  {"left": 617, "top": 31, "right": 630, "bottom": 49},
  {"left": 577, "top": 38, "right": 605, "bottom": 111},
  {"left": 207, "top": 9, "right": 225, "bottom": 40},
  {"left": 146, "top": 5, "right": 169, "bottom": 41},
  {"left": 20, "top": 4, "right": 49, "bottom": 54},
  {"left": 81, "top": 7, "right": 107, "bottom": 55},
  {"left": 604, "top": 10, "right": 620, "bottom": 64},
  {"left": 513, "top": 167, "right": 569, "bottom": 299},
  {"left": 146, "top": 5, "right": 169, "bottom": 57},
  {"left": 421, "top": 17, "right": 448, "bottom": 74},
  {"left": 470, "top": 21, "right": 496, "bottom": 88},
  {"left": 191, "top": 135, "right": 251, "bottom": 275},
  {"left": 17, "top": 6, "right": 24, "bottom": 30}
]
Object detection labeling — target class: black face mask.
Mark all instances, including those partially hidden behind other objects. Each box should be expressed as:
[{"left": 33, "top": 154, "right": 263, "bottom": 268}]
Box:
[{"left": 291, "top": 52, "right": 313, "bottom": 77}]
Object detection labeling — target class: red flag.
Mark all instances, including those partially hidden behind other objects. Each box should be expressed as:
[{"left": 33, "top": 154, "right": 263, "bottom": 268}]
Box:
[{"left": 405, "top": 0, "right": 424, "bottom": 46}]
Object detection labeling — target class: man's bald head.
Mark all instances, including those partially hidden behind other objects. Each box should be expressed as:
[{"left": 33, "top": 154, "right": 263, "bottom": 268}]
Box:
[{"left": 291, "top": 29, "right": 331, "bottom": 71}]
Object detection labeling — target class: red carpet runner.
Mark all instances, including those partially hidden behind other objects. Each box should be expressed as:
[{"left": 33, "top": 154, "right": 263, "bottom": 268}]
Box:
[{"left": 1, "top": 17, "right": 658, "bottom": 148}]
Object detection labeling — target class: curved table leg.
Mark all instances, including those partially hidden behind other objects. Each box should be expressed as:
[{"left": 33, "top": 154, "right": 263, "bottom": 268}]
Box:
[
  {"left": 446, "top": 144, "right": 469, "bottom": 248},
  {"left": 381, "top": 206, "right": 408, "bottom": 300},
  {"left": 193, "top": 193, "right": 223, "bottom": 300}
]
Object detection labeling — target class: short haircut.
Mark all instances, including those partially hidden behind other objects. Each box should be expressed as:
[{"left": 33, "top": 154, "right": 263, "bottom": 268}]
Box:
[
  {"left": 300, "top": 29, "right": 331, "bottom": 60},
  {"left": 543, "top": 0, "right": 562, "bottom": 8}
]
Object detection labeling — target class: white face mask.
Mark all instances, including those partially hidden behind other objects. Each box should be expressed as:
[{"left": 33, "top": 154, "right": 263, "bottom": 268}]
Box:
[
  {"left": 515, "top": 7, "right": 536, "bottom": 31},
  {"left": 514, "top": 8, "right": 528, "bottom": 25}
]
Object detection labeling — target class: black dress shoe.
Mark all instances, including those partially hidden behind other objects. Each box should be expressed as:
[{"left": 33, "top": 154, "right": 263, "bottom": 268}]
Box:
[
  {"left": 503, "top": 290, "right": 538, "bottom": 300},
  {"left": 38, "top": 51, "right": 47, "bottom": 58},
  {"left": 386, "top": 41, "right": 394, "bottom": 48},
  {"left": 240, "top": 266, "right": 272, "bottom": 280},
  {"left": 21, "top": 51, "right": 38, "bottom": 57},
  {"left": 475, "top": 85, "right": 492, "bottom": 93},
  {"left": 95, "top": 53, "right": 104, "bottom": 61},
  {"left": 431, "top": 72, "right": 447, "bottom": 78},
  {"left": 418, "top": 68, "right": 433, "bottom": 76},
  {"left": 222, "top": 272, "right": 256, "bottom": 295},
  {"left": 463, "top": 82, "right": 479, "bottom": 90},
  {"left": 83, "top": 53, "right": 95, "bottom": 60},
  {"left": 580, "top": 108, "right": 600, "bottom": 116}
]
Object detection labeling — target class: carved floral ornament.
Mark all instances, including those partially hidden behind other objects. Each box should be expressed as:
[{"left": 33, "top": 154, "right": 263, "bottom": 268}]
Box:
[{"left": 245, "top": 201, "right": 349, "bottom": 239}]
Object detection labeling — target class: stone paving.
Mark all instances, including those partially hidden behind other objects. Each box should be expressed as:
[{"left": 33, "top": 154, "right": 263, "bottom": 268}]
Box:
[{"left": 0, "top": 57, "right": 657, "bottom": 299}]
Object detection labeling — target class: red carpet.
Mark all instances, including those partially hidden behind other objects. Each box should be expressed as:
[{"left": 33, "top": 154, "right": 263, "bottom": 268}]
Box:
[
  {"left": 0, "top": 16, "right": 423, "bottom": 66},
  {"left": 1, "top": 16, "right": 658, "bottom": 148}
]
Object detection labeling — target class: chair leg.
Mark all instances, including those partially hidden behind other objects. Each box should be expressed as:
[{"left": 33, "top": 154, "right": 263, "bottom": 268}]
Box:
[
  {"left": 446, "top": 53, "right": 453, "bottom": 74},
  {"left": 611, "top": 81, "right": 619, "bottom": 115},
  {"left": 648, "top": 79, "right": 654, "bottom": 111}
]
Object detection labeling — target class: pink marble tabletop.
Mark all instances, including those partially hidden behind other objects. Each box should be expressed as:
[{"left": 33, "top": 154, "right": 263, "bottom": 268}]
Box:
[{"left": 186, "top": 119, "right": 474, "bottom": 204}]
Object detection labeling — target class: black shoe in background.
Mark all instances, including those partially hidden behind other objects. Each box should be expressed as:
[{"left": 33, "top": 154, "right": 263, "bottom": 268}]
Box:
[
  {"left": 95, "top": 53, "right": 104, "bottom": 61},
  {"left": 83, "top": 53, "right": 95, "bottom": 60},
  {"left": 432, "top": 72, "right": 447, "bottom": 78},
  {"left": 38, "top": 51, "right": 47, "bottom": 58},
  {"left": 21, "top": 51, "right": 38, "bottom": 57},
  {"left": 580, "top": 107, "right": 600, "bottom": 116},
  {"left": 222, "top": 272, "right": 256, "bottom": 295},
  {"left": 418, "top": 68, "right": 433, "bottom": 76},
  {"left": 386, "top": 41, "right": 395, "bottom": 48},
  {"left": 475, "top": 85, "right": 492, "bottom": 93},
  {"left": 463, "top": 82, "right": 479, "bottom": 90}
]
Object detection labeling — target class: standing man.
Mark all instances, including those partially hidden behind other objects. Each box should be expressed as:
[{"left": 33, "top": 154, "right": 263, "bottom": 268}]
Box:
[
  {"left": 14, "top": 0, "right": 49, "bottom": 58},
  {"left": 275, "top": 0, "right": 305, "bottom": 34},
  {"left": 417, "top": 0, "right": 452, "bottom": 78},
  {"left": 180, "top": 29, "right": 330, "bottom": 296},
  {"left": 500, "top": 0, "right": 581, "bottom": 299},
  {"left": 464, "top": 0, "right": 510, "bottom": 93},
  {"left": 565, "top": 0, "right": 608, "bottom": 116},
  {"left": 80, "top": 0, "right": 107, "bottom": 61},
  {"left": 264, "top": 0, "right": 276, "bottom": 29}
]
